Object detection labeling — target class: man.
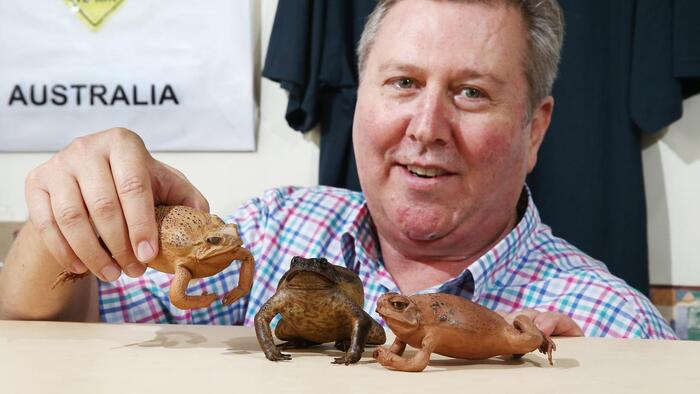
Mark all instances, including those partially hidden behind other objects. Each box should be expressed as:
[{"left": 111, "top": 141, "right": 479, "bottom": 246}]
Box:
[{"left": 0, "top": 0, "right": 675, "bottom": 339}]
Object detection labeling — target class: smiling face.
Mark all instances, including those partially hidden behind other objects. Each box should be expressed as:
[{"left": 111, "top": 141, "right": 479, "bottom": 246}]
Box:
[{"left": 353, "top": 0, "right": 553, "bottom": 260}]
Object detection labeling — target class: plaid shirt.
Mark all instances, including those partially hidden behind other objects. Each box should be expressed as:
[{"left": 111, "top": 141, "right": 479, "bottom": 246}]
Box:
[{"left": 100, "top": 186, "right": 677, "bottom": 339}]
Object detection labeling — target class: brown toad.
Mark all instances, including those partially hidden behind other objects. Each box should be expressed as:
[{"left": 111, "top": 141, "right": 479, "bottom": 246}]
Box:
[
  {"left": 373, "top": 292, "right": 556, "bottom": 372},
  {"left": 52, "top": 205, "right": 255, "bottom": 310},
  {"left": 254, "top": 256, "right": 386, "bottom": 364}
]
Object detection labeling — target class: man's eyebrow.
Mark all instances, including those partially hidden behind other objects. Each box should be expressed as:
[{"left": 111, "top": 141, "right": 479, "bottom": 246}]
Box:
[
  {"left": 452, "top": 68, "right": 507, "bottom": 86},
  {"left": 377, "top": 62, "right": 423, "bottom": 76},
  {"left": 377, "top": 62, "right": 506, "bottom": 85}
]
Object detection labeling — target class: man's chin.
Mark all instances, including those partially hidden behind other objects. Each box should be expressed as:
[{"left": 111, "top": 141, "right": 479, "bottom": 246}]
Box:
[{"left": 401, "top": 227, "right": 449, "bottom": 243}]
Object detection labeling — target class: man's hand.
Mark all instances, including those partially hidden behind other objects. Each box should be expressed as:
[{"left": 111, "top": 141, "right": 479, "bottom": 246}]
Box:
[
  {"left": 24, "top": 128, "right": 208, "bottom": 282},
  {"left": 499, "top": 309, "right": 584, "bottom": 337}
]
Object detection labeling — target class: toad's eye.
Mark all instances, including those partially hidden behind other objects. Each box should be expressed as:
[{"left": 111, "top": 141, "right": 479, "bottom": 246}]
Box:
[
  {"left": 207, "top": 236, "right": 222, "bottom": 245},
  {"left": 391, "top": 301, "right": 409, "bottom": 310},
  {"left": 459, "top": 87, "right": 485, "bottom": 99},
  {"left": 392, "top": 78, "right": 415, "bottom": 89}
]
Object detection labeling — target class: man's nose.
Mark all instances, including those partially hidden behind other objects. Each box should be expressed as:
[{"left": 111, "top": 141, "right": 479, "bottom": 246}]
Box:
[{"left": 406, "top": 90, "right": 452, "bottom": 147}]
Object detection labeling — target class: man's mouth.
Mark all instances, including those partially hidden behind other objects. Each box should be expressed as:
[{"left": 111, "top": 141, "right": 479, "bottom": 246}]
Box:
[{"left": 406, "top": 165, "right": 448, "bottom": 178}]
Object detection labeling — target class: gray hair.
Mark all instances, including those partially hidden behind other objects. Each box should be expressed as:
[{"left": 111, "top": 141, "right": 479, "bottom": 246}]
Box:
[{"left": 357, "top": 0, "right": 565, "bottom": 112}]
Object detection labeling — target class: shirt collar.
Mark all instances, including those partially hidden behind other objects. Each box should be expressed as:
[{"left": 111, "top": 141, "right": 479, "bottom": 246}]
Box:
[
  {"left": 467, "top": 186, "right": 540, "bottom": 300},
  {"left": 343, "top": 186, "right": 540, "bottom": 297}
]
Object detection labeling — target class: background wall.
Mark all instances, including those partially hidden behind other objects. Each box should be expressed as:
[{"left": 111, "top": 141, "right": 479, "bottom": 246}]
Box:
[
  {"left": 644, "top": 94, "right": 700, "bottom": 287},
  {"left": 1, "top": 0, "right": 698, "bottom": 294}
]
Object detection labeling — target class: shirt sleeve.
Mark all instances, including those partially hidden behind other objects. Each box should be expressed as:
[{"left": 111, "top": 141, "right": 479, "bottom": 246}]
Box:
[
  {"left": 478, "top": 253, "right": 678, "bottom": 339},
  {"left": 550, "top": 276, "right": 677, "bottom": 339},
  {"left": 519, "top": 267, "right": 679, "bottom": 339}
]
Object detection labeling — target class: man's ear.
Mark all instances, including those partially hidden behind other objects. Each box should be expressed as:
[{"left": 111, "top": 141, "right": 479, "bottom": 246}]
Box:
[{"left": 526, "top": 96, "right": 554, "bottom": 173}]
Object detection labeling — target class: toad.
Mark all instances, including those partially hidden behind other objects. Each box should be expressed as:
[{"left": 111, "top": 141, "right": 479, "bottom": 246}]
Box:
[
  {"left": 254, "top": 256, "right": 386, "bottom": 364},
  {"left": 52, "top": 205, "right": 255, "bottom": 310},
  {"left": 373, "top": 292, "right": 556, "bottom": 372}
]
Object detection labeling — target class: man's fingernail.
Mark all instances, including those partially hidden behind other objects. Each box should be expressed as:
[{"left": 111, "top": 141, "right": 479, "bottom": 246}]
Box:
[
  {"left": 125, "top": 263, "right": 144, "bottom": 277},
  {"left": 100, "top": 265, "right": 121, "bottom": 281},
  {"left": 136, "top": 241, "right": 155, "bottom": 262},
  {"left": 72, "top": 261, "right": 87, "bottom": 273}
]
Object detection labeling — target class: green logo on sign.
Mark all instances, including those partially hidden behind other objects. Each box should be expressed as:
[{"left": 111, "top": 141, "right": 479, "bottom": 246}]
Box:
[{"left": 65, "top": 0, "right": 125, "bottom": 31}]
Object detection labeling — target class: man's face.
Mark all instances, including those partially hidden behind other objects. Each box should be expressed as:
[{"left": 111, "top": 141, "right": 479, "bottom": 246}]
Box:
[{"left": 353, "top": 0, "right": 553, "bottom": 259}]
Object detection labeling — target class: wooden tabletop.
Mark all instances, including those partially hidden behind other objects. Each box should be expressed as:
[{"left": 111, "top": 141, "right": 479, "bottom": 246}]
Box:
[{"left": 0, "top": 320, "right": 697, "bottom": 393}]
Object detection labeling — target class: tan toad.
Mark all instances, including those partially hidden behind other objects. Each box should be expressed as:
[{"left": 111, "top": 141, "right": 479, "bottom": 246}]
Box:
[
  {"left": 52, "top": 205, "right": 255, "bottom": 310},
  {"left": 374, "top": 292, "right": 556, "bottom": 372}
]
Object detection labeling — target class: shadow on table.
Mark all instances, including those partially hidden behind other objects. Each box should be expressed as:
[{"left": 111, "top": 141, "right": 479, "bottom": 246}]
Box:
[
  {"left": 120, "top": 326, "right": 381, "bottom": 362},
  {"left": 222, "top": 337, "right": 385, "bottom": 362},
  {"left": 424, "top": 354, "right": 579, "bottom": 371},
  {"left": 121, "top": 327, "right": 579, "bottom": 370},
  {"left": 364, "top": 349, "right": 579, "bottom": 372}
]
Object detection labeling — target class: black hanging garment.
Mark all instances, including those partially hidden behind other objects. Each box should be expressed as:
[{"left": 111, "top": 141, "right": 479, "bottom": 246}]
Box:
[
  {"left": 528, "top": 0, "right": 700, "bottom": 295},
  {"left": 262, "top": 0, "right": 375, "bottom": 192},
  {"left": 264, "top": 0, "right": 700, "bottom": 295}
]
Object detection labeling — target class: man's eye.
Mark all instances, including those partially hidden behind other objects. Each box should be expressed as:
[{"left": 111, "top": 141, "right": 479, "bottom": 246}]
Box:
[
  {"left": 392, "top": 78, "right": 415, "bottom": 89},
  {"left": 459, "top": 87, "right": 485, "bottom": 99}
]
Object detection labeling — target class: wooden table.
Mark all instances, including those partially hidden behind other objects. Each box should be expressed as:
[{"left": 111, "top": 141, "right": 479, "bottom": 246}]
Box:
[{"left": 0, "top": 320, "right": 697, "bottom": 393}]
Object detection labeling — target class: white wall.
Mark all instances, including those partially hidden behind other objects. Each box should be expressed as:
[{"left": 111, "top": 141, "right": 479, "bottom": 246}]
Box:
[
  {"left": 643, "top": 94, "right": 700, "bottom": 287},
  {"left": 0, "top": 0, "right": 319, "bottom": 222}
]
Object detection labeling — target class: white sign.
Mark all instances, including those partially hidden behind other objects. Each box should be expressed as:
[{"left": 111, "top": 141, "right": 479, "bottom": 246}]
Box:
[{"left": 0, "top": 0, "right": 256, "bottom": 151}]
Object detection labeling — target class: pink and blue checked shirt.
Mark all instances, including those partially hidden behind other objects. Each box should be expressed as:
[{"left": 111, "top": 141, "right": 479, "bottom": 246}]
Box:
[{"left": 100, "top": 186, "right": 677, "bottom": 339}]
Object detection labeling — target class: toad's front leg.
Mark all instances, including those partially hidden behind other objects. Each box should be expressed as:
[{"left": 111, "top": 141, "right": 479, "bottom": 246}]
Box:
[
  {"left": 222, "top": 248, "right": 255, "bottom": 305},
  {"left": 374, "top": 335, "right": 435, "bottom": 372},
  {"left": 331, "top": 297, "right": 372, "bottom": 365},
  {"left": 254, "top": 296, "right": 292, "bottom": 361},
  {"left": 170, "top": 264, "right": 217, "bottom": 309}
]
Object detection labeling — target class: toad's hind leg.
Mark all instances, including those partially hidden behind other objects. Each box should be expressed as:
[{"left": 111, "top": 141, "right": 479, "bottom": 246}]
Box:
[
  {"left": 511, "top": 315, "right": 556, "bottom": 366},
  {"left": 169, "top": 264, "right": 217, "bottom": 309},
  {"left": 366, "top": 312, "right": 387, "bottom": 346}
]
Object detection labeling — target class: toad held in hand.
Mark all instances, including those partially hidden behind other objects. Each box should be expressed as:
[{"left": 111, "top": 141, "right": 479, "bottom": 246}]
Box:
[
  {"left": 254, "top": 256, "right": 386, "bottom": 364},
  {"left": 374, "top": 293, "right": 556, "bottom": 372},
  {"left": 52, "top": 205, "right": 255, "bottom": 310}
]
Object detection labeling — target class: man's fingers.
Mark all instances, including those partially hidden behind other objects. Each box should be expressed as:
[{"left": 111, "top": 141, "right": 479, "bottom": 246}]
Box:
[
  {"left": 78, "top": 158, "right": 145, "bottom": 277},
  {"left": 155, "top": 162, "right": 210, "bottom": 212},
  {"left": 501, "top": 308, "right": 584, "bottom": 337},
  {"left": 25, "top": 182, "right": 86, "bottom": 274},
  {"left": 534, "top": 312, "right": 584, "bottom": 337},
  {"left": 48, "top": 173, "right": 121, "bottom": 282},
  {"left": 109, "top": 137, "right": 158, "bottom": 264}
]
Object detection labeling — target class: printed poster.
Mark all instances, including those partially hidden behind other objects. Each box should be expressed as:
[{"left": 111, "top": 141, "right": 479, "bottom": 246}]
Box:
[{"left": 0, "top": 0, "right": 256, "bottom": 151}]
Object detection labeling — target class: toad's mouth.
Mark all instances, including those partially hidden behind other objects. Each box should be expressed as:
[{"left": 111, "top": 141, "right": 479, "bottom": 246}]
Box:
[
  {"left": 285, "top": 271, "right": 336, "bottom": 290},
  {"left": 199, "top": 245, "right": 237, "bottom": 261}
]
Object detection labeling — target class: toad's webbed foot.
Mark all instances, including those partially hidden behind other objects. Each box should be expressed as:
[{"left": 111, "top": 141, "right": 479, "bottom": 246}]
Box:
[
  {"left": 222, "top": 288, "right": 247, "bottom": 305},
  {"left": 264, "top": 348, "right": 292, "bottom": 361},
  {"left": 332, "top": 351, "right": 362, "bottom": 365}
]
